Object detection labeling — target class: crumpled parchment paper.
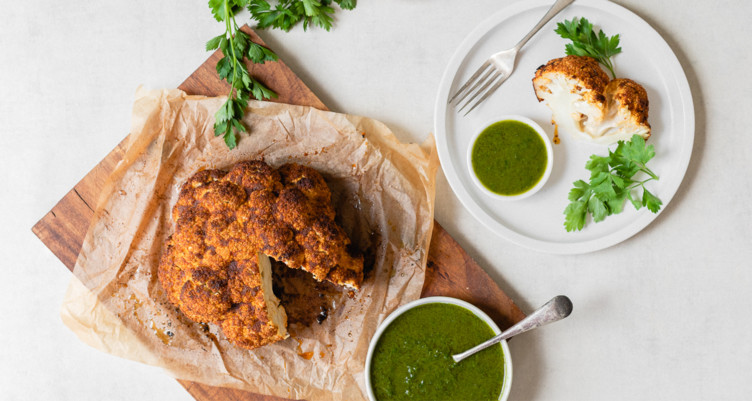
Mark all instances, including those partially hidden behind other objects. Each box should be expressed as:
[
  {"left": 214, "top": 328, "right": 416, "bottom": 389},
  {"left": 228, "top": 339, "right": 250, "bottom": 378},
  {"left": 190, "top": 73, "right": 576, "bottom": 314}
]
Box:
[{"left": 61, "top": 87, "right": 438, "bottom": 401}]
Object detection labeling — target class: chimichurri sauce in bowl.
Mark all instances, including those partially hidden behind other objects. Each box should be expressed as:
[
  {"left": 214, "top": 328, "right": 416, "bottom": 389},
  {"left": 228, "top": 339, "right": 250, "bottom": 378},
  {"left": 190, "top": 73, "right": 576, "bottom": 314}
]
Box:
[
  {"left": 368, "top": 302, "right": 506, "bottom": 401},
  {"left": 468, "top": 117, "right": 552, "bottom": 200}
]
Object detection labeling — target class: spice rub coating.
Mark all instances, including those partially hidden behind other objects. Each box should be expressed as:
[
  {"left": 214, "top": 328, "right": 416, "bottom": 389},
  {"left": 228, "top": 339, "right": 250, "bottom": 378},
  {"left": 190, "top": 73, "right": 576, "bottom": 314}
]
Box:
[{"left": 158, "top": 160, "right": 364, "bottom": 349}]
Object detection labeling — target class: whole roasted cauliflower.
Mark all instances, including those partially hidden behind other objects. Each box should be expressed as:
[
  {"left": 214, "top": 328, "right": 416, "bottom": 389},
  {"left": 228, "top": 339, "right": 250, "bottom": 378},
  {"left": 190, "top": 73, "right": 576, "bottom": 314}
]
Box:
[
  {"left": 533, "top": 55, "right": 650, "bottom": 145},
  {"left": 158, "top": 160, "right": 364, "bottom": 349}
]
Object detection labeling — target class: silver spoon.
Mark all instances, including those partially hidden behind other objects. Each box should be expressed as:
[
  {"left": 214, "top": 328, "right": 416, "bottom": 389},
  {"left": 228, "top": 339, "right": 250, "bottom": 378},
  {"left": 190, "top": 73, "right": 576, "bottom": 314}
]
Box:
[{"left": 452, "top": 295, "right": 573, "bottom": 363}]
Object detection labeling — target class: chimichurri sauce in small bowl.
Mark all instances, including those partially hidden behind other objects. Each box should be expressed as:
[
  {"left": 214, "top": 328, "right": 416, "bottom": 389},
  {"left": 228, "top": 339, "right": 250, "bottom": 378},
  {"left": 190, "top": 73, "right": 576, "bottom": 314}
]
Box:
[
  {"left": 365, "top": 297, "right": 512, "bottom": 401},
  {"left": 467, "top": 116, "right": 553, "bottom": 200}
]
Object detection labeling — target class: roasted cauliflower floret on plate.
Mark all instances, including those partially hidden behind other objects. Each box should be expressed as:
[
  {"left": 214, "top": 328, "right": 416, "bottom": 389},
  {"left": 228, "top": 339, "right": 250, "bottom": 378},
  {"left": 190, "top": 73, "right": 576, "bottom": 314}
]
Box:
[
  {"left": 601, "top": 78, "right": 651, "bottom": 141},
  {"left": 533, "top": 55, "right": 650, "bottom": 145}
]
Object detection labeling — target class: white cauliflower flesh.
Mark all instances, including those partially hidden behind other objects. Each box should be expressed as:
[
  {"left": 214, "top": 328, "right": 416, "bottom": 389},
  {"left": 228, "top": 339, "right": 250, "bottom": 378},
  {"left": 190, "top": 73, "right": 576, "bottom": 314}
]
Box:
[{"left": 533, "top": 55, "right": 651, "bottom": 145}]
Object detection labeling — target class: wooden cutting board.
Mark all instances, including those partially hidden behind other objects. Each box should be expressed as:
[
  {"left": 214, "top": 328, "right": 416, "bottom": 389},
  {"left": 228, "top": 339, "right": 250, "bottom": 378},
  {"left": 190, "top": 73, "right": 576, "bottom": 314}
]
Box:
[{"left": 31, "top": 27, "right": 525, "bottom": 401}]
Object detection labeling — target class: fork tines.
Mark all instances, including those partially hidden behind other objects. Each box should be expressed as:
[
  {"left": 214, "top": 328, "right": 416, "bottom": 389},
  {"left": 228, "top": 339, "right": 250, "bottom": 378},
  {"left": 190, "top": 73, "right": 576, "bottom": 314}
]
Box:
[{"left": 448, "top": 61, "right": 510, "bottom": 116}]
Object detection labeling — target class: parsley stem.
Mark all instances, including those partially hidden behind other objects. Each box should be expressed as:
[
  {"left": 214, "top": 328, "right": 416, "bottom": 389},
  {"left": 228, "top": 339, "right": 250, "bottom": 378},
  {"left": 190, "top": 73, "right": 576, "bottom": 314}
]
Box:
[
  {"left": 602, "top": 59, "right": 616, "bottom": 78},
  {"left": 639, "top": 165, "right": 659, "bottom": 180},
  {"left": 224, "top": 0, "right": 239, "bottom": 100},
  {"left": 625, "top": 178, "right": 656, "bottom": 192}
]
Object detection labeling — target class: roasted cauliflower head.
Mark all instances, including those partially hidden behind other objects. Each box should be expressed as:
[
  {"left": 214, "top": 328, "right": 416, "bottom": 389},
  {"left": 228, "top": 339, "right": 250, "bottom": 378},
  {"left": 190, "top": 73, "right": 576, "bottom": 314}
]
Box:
[
  {"left": 533, "top": 55, "right": 650, "bottom": 144},
  {"left": 158, "top": 160, "right": 364, "bottom": 349}
]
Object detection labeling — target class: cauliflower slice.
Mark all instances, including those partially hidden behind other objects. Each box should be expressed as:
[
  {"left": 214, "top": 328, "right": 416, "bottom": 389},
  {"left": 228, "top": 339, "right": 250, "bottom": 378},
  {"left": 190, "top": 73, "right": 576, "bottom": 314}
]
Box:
[
  {"left": 598, "top": 78, "right": 651, "bottom": 142},
  {"left": 257, "top": 252, "right": 288, "bottom": 341},
  {"left": 533, "top": 55, "right": 651, "bottom": 145},
  {"left": 219, "top": 252, "right": 289, "bottom": 349}
]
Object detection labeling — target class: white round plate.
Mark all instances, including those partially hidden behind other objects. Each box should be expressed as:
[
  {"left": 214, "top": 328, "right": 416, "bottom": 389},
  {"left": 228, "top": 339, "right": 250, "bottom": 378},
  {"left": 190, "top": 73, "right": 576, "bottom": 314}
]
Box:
[{"left": 434, "top": 0, "right": 694, "bottom": 254}]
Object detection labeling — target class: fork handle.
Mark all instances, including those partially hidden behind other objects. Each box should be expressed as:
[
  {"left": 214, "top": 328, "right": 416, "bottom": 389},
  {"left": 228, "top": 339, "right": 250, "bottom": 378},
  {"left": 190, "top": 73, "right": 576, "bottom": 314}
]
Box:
[{"left": 514, "top": 0, "right": 575, "bottom": 51}]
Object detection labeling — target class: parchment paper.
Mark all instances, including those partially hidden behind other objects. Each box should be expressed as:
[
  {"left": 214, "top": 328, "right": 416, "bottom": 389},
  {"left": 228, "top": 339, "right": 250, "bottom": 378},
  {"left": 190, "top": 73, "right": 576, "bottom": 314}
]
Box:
[{"left": 61, "top": 87, "right": 438, "bottom": 400}]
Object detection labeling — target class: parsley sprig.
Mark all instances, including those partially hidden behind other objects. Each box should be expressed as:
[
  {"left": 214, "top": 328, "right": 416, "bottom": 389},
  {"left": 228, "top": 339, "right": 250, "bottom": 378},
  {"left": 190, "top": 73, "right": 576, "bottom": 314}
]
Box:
[
  {"left": 564, "top": 135, "right": 663, "bottom": 232},
  {"left": 207, "top": 0, "right": 279, "bottom": 149},
  {"left": 206, "top": 0, "right": 356, "bottom": 149},
  {"left": 249, "top": 0, "right": 357, "bottom": 32},
  {"left": 555, "top": 17, "right": 622, "bottom": 78}
]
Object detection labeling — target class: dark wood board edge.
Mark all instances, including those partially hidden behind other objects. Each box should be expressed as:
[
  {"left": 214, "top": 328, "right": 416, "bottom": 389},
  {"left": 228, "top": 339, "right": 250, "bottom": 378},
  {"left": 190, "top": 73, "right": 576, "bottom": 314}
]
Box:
[
  {"left": 32, "top": 139, "right": 127, "bottom": 270},
  {"left": 422, "top": 223, "right": 526, "bottom": 329},
  {"left": 31, "top": 26, "right": 524, "bottom": 401}
]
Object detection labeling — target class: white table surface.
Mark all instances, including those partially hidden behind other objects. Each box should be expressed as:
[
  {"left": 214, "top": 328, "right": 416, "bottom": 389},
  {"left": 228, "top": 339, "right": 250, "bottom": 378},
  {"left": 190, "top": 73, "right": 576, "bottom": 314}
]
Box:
[{"left": 2, "top": 0, "right": 750, "bottom": 400}]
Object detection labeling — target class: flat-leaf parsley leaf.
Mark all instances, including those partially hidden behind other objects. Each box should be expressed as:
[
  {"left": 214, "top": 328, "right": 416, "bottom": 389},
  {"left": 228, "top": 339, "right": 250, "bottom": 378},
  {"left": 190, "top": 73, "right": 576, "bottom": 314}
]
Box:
[
  {"left": 208, "top": 0, "right": 280, "bottom": 149},
  {"left": 206, "top": 0, "right": 356, "bottom": 148},
  {"left": 555, "top": 17, "right": 622, "bottom": 78},
  {"left": 564, "top": 135, "right": 662, "bottom": 232},
  {"left": 248, "top": 0, "right": 357, "bottom": 32}
]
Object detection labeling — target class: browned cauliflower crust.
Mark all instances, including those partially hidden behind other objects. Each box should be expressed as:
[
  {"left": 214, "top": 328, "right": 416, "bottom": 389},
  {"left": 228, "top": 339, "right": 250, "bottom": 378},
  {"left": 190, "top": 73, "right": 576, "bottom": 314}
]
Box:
[
  {"left": 605, "top": 78, "right": 650, "bottom": 130},
  {"left": 158, "top": 160, "right": 364, "bottom": 349},
  {"left": 533, "top": 55, "right": 651, "bottom": 144},
  {"left": 533, "top": 55, "right": 609, "bottom": 105}
]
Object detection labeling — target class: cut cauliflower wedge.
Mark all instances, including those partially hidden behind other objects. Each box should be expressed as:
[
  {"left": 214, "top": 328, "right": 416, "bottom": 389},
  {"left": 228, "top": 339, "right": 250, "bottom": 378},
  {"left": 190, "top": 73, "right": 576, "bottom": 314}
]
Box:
[
  {"left": 218, "top": 252, "right": 289, "bottom": 349},
  {"left": 533, "top": 55, "right": 650, "bottom": 145}
]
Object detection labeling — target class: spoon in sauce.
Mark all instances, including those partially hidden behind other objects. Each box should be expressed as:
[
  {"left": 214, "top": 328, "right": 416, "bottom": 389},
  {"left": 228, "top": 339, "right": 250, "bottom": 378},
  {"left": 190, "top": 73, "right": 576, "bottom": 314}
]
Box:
[{"left": 452, "top": 295, "right": 573, "bottom": 363}]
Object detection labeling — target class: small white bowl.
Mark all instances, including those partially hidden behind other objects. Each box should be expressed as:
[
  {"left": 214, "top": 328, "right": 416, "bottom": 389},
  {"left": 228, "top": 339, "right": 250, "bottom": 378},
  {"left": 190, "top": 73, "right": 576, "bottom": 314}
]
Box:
[
  {"left": 364, "top": 296, "right": 513, "bottom": 401},
  {"left": 467, "top": 115, "right": 553, "bottom": 201}
]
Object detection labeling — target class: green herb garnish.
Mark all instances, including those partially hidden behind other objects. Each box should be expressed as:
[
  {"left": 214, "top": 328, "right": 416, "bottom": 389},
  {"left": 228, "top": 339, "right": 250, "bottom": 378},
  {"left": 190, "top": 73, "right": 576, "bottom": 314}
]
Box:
[
  {"left": 249, "top": 0, "right": 357, "bottom": 32},
  {"left": 564, "top": 135, "right": 662, "bottom": 232},
  {"left": 207, "top": 0, "right": 279, "bottom": 149},
  {"left": 207, "top": 0, "right": 356, "bottom": 149},
  {"left": 555, "top": 17, "right": 622, "bottom": 78}
]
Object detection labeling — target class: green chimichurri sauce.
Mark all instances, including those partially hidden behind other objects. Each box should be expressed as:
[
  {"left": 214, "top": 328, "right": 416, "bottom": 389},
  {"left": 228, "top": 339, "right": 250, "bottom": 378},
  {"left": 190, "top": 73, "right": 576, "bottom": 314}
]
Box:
[
  {"left": 370, "top": 303, "right": 504, "bottom": 401},
  {"left": 471, "top": 120, "right": 547, "bottom": 196}
]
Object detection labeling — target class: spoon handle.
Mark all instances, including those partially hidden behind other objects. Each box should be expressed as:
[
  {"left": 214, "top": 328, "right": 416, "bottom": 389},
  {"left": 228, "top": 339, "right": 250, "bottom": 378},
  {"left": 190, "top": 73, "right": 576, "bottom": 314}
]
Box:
[{"left": 452, "top": 295, "right": 573, "bottom": 363}]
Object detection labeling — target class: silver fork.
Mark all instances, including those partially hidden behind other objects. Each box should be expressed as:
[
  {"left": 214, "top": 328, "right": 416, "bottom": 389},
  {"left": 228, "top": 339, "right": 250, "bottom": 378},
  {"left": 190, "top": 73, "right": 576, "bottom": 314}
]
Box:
[{"left": 449, "top": 0, "right": 575, "bottom": 115}]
